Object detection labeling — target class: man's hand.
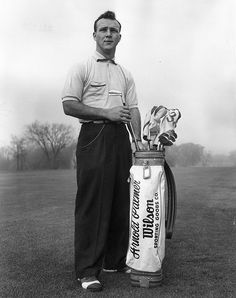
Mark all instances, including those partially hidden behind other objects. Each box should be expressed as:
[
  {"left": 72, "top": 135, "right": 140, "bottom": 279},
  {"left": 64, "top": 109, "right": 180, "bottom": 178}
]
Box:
[
  {"left": 137, "top": 141, "right": 145, "bottom": 151},
  {"left": 106, "top": 106, "right": 131, "bottom": 123},
  {"left": 131, "top": 140, "right": 145, "bottom": 153}
]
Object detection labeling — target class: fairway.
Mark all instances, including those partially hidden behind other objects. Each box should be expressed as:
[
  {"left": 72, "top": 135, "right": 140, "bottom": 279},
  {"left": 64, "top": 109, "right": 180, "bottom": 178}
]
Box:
[{"left": 0, "top": 167, "right": 235, "bottom": 298}]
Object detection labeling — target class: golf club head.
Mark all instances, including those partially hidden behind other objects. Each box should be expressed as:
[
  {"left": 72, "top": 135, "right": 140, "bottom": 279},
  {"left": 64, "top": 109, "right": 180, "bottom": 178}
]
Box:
[{"left": 159, "top": 130, "right": 177, "bottom": 146}]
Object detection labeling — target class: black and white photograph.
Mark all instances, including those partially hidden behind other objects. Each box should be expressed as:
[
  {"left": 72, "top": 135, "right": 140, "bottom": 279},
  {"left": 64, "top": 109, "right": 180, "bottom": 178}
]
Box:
[{"left": 0, "top": 0, "right": 235, "bottom": 297}]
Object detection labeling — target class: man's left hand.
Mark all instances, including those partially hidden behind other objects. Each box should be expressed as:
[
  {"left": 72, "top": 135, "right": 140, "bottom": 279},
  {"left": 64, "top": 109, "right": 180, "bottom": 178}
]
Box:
[{"left": 131, "top": 140, "right": 145, "bottom": 153}]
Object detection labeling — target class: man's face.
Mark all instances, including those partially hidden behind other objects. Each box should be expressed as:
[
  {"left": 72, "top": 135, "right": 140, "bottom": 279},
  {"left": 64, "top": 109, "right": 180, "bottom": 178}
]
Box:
[{"left": 93, "top": 18, "right": 121, "bottom": 55}]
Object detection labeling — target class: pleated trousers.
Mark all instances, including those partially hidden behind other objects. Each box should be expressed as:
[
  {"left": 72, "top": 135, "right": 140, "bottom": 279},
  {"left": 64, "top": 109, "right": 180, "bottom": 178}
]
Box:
[{"left": 75, "top": 122, "right": 132, "bottom": 279}]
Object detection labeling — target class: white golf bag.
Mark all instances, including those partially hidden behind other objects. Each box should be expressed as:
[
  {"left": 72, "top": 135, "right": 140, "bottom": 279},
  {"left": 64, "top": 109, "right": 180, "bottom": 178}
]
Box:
[
  {"left": 126, "top": 105, "right": 180, "bottom": 288},
  {"left": 126, "top": 150, "right": 177, "bottom": 288}
]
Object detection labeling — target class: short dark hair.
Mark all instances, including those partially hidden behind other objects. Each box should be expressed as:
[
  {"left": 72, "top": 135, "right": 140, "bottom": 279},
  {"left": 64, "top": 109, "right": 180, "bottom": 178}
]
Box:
[{"left": 94, "top": 11, "right": 121, "bottom": 32}]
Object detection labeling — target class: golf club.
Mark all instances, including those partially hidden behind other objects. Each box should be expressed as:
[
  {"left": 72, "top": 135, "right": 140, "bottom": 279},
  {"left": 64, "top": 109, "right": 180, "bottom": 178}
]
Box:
[{"left": 108, "top": 90, "right": 140, "bottom": 151}]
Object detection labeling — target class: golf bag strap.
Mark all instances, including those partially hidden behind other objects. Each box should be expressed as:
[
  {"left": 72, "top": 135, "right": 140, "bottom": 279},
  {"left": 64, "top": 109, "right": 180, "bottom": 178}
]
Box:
[{"left": 164, "top": 161, "right": 177, "bottom": 239}]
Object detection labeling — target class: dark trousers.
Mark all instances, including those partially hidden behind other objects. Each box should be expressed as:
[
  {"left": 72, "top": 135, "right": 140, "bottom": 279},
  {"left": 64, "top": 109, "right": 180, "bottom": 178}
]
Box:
[{"left": 75, "top": 123, "right": 132, "bottom": 279}]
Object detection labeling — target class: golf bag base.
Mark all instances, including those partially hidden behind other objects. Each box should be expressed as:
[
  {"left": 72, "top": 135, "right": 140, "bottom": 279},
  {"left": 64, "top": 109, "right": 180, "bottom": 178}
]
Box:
[{"left": 130, "top": 269, "right": 163, "bottom": 288}]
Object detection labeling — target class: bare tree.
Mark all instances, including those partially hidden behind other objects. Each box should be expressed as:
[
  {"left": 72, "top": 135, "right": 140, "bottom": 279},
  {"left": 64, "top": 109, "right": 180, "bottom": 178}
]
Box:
[
  {"left": 176, "top": 143, "right": 205, "bottom": 166},
  {"left": 0, "top": 146, "right": 13, "bottom": 170},
  {"left": 25, "top": 121, "right": 75, "bottom": 169},
  {"left": 10, "top": 136, "right": 27, "bottom": 170}
]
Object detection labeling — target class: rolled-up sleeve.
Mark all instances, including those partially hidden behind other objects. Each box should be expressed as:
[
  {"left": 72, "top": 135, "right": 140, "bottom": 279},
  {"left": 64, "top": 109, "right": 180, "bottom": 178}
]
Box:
[{"left": 61, "top": 63, "right": 85, "bottom": 102}]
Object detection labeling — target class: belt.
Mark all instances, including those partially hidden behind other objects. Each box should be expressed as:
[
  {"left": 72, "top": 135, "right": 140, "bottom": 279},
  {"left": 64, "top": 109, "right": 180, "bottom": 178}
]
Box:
[
  {"left": 82, "top": 120, "right": 120, "bottom": 124},
  {"left": 92, "top": 120, "right": 112, "bottom": 124}
]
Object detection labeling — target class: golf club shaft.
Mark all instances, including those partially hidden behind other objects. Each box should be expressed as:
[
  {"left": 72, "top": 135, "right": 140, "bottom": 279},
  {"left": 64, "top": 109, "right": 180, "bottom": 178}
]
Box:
[
  {"left": 120, "top": 96, "right": 139, "bottom": 151},
  {"left": 127, "top": 122, "right": 139, "bottom": 151}
]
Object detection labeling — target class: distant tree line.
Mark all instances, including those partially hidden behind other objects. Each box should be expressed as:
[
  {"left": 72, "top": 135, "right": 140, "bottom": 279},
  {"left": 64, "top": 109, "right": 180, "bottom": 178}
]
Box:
[
  {"left": 165, "top": 143, "right": 236, "bottom": 167},
  {"left": 0, "top": 121, "right": 76, "bottom": 171},
  {"left": 0, "top": 121, "right": 236, "bottom": 171}
]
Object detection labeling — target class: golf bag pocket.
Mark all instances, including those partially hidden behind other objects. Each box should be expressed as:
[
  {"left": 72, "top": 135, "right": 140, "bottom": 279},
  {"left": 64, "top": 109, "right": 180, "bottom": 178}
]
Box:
[{"left": 126, "top": 159, "right": 166, "bottom": 272}]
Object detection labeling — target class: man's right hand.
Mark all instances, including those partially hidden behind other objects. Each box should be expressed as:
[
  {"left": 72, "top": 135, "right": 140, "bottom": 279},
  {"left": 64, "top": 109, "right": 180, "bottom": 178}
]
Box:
[{"left": 106, "top": 106, "right": 131, "bottom": 123}]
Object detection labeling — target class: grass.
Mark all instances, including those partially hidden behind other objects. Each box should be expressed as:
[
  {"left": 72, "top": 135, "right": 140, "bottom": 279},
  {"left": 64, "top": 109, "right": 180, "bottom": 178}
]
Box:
[{"left": 0, "top": 167, "right": 235, "bottom": 297}]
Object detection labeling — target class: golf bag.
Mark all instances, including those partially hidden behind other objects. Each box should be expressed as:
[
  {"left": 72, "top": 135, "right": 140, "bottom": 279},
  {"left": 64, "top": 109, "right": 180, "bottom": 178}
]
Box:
[
  {"left": 125, "top": 104, "right": 180, "bottom": 288},
  {"left": 126, "top": 150, "right": 177, "bottom": 288}
]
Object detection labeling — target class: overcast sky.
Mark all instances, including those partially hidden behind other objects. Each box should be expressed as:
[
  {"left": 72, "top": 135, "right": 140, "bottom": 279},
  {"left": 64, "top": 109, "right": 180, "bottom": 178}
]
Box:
[{"left": 0, "top": 0, "right": 236, "bottom": 154}]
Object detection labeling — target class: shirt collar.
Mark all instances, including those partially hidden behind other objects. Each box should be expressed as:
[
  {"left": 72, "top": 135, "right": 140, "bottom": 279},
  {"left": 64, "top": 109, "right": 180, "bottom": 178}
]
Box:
[{"left": 93, "top": 51, "right": 116, "bottom": 64}]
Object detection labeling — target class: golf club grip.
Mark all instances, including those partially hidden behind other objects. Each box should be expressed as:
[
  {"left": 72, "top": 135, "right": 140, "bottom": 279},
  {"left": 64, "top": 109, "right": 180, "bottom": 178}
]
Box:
[{"left": 164, "top": 161, "right": 177, "bottom": 239}]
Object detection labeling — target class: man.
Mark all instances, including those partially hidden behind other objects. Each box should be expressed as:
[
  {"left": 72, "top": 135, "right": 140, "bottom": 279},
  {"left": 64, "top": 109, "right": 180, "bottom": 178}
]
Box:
[{"left": 62, "top": 11, "right": 144, "bottom": 292}]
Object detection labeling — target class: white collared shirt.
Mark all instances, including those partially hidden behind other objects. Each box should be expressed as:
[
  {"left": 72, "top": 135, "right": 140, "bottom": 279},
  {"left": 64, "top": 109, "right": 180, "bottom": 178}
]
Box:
[{"left": 61, "top": 51, "right": 138, "bottom": 120}]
